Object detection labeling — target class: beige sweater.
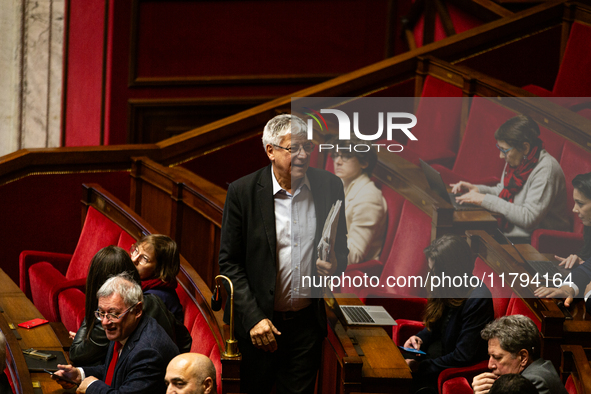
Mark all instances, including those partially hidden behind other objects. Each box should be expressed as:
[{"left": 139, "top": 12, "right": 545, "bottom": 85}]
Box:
[{"left": 343, "top": 174, "right": 388, "bottom": 265}]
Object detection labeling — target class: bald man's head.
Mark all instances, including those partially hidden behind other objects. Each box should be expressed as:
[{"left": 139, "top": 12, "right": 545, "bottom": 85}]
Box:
[{"left": 165, "top": 353, "right": 216, "bottom": 394}]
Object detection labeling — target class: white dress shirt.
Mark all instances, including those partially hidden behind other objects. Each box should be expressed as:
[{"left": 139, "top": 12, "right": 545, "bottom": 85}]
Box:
[{"left": 272, "top": 169, "right": 316, "bottom": 312}]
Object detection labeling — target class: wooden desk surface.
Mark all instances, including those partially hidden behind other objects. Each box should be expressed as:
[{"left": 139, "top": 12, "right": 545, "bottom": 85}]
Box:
[
  {"left": 0, "top": 269, "right": 68, "bottom": 393},
  {"left": 330, "top": 294, "right": 412, "bottom": 392},
  {"left": 374, "top": 152, "right": 498, "bottom": 239}
]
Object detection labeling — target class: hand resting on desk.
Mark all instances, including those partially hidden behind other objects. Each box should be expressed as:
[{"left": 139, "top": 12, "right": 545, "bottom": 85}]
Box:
[{"left": 534, "top": 285, "right": 575, "bottom": 307}]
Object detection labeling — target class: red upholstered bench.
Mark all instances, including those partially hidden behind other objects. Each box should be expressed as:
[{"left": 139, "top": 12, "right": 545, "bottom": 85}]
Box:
[
  {"left": 432, "top": 97, "right": 566, "bottom": 186},
  {"left": 177, "top": 286, "right": 222, "bottom": 394},
  {"left": 20, "top": 206, "right": 136, "bottom": 322}
]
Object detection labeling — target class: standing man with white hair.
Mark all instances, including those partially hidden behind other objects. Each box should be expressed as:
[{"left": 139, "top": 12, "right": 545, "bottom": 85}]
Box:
[
  {"left": 219, "top": 114, "right": 348, "bottom": 393},
  {"left": 53, "top": 273, "right": 179, "bottom": 393}
]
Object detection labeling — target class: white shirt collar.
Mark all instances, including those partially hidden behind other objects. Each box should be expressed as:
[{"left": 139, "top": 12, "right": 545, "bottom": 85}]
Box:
[{"left": 271, "top": 166, "right": 311, "bottom": 196}]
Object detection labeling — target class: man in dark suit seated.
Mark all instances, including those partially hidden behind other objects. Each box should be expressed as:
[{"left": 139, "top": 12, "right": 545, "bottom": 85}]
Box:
[
  {"left": 54, "top": 273, "right": 179, "bottom": 393},
  {"left": 165, "top": 353, "right": 216, "bottom": 394},
  {"left": 218, "top": 114, "right": 348, "bottom": 394},
  {"left": 472, "top": 315, "right": 567, "bottom": 394}
]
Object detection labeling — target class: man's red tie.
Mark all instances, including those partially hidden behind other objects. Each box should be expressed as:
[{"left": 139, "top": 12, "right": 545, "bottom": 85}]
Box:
[{"left": 105, "top": 341, "right": 122, "bottom": 386}]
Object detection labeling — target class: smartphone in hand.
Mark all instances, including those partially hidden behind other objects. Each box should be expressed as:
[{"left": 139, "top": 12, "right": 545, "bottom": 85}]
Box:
[
  {"left": 398, "top": 346, "right": 427, "bottom": 355},
  {"left": 43, "top": 369, "right": 78, "bottom": 386}
]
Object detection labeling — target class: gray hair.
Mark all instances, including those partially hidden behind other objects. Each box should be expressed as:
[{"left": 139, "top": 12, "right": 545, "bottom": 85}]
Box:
[
  {"left": 97, "top": 272, "right": 144, "bottom": 308},
  {"left": 261, "top": 114, "right": 307, "bottom": 149},
  {"left": 481, "top": 315, "right": 540, "bottom": 360}
]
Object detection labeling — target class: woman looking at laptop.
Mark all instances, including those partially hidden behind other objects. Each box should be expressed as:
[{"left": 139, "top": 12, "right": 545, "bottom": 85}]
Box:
[
  {"left": 403, "top": 235, "right": 494, "bottom": 394},
  {"left": 451, "top": 115, "right": 569, "bottom": 243}
]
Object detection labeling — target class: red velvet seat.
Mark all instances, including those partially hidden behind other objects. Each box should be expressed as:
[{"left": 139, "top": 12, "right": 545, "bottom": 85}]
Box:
[
  {"left": 342, "top": 183, "right": 407, "bottom": 279},
  {"left": 433, "top": 97, "right": 566, "bottom": 186},
  {"left": 343, "top": 200, "right": 431, "bottom": 302},
  {"left": 441, "top": 376, "right": 473, "bottom": 394},
  {"left": 531, "top": 141, "right": 591, "bottom": 256},
  {"left": 55, "top": 231, "right": 136, "bottom": 332},
  {"left": 177, "top": 285, "right": 222, "bottom": 394},
  {"left": 20, "top": 207, "right": 134, "bottom": 322},
  {"left": 523, "top": 23, "right": 591, "bottom": 100},
  {"left": 397, "top": 76, "right": 463, "bottom": 169},
  {"left": 58, "top": 288, "right": 86, "bottom": 333},
  {"left": 432, "top": 98, "right": 514, "bottom": 186},
  {"left": 413, "top": 3, "right": 482, "bottom": 48}
]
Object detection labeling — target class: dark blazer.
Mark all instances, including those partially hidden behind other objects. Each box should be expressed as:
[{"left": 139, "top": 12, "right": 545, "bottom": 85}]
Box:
[
  {"left": 70, "top": 294, "right": 191, "bottom": 366},
  {"left": 416, "top": 285, "right": 494, "bottom": 380},
  {"left": 219, "top": 164, "right": 348, "bottom": 338},
  {"left": 82, "top": 315, "right": 179, "bottom": 394},
  {"left": 571, "top": 258, "right": 591, "bottom": 296},
  {"left": 521, "top": 358, "right": 568, "bottom": 394}
]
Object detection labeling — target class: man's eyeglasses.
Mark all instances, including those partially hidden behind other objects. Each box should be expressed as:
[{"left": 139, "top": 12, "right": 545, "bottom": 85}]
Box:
[
  {"left": 130, "top": 244, "right": 151, "bottom": 265},
  {"left": 496, "top": 144, "right": 513, "bottom": 155},
  {"left": 272, "top": 142, "right": 315, "bottom": 154},
  {"left": 95, "top": 302, "right": 139, "bottom": 322}
]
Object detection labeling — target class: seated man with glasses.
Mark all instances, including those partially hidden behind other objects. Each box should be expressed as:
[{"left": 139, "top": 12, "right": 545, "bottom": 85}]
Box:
[
  {"left": 54, "top": 272, "right": 179, "bottom": 394},
  {"left": 328, "top": 136, "right": 387, "bottom": 265}
]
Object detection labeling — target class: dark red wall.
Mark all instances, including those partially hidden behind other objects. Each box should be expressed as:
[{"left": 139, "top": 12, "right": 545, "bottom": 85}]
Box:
[
  {"left": 0, "top": 172, "right": 130, "bottom": 286},
  {"left": 63, "top": 0, "right": 398, "bottom": 147}
]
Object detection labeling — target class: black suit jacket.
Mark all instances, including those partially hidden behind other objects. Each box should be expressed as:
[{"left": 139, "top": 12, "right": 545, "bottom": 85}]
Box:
[
  {"left": 83, "top": 316, "right": 179, "bottom": 394},
  {"left": 219, "top": 165, "right": 348, "bottom": 338}
]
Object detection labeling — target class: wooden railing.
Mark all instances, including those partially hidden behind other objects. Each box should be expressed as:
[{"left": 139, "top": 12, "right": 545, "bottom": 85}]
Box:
[{"left": 0, "top": 0, "right": 587, "bottom": 188}]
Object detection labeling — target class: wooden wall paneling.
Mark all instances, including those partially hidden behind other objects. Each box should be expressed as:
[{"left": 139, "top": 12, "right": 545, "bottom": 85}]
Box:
[
  {"left": 128, "top": 0, "right": 393, "bottom": 87},
  {"left": 179, "top": 206, "right": 218, "bottom": 291},
  {"left": 128, "top": 98, "right": 272, "bottom": 144},
  {"left": 130, "top": 157, "right": 225, "bottom": 289},
  {"left": 1, "top": 0, "right": 576, "bottom": 187}
]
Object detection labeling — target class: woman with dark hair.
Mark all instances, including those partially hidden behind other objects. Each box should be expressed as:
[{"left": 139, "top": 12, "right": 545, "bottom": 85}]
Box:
[
  {"left": 329, "top": 137, "right": 387, "bottom": 265},
  {"left": 403, "top": 235, "right": 494, "bottom": 394},
  {"left": 535, "top": 172, "right": 591, "bottom": 308},
  {"left": 130, "top": 234, "right": 183, "bottom": 321},
  {"left": 452, "top": 115, "right": 569, "bottom": 242},
  {"left": 554, "top": 172, "right": 591, "bottom": 267},
  {"left": 69, "top": 246, "right": 191, "bottom": 366}
]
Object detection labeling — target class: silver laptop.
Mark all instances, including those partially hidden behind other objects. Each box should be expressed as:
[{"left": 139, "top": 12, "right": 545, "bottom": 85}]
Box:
[
  {"left": 419, "top": 159, "right": 481, "bottom": 211},
  {"left": 338, "top": 305, "right": 397, "bottom": 326}
]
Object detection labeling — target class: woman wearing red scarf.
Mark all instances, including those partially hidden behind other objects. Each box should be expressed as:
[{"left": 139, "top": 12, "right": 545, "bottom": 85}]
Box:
[
  {"left": 452, "top": 115, "right": 570, "bottom": 243},
  {"left": 131, "top": 234, "right": 184, "bottom": 322}
]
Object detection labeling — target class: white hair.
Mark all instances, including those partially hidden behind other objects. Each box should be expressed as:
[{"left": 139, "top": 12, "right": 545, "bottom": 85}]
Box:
[
  {"left": 261, "top": 114, "right": 307, "bottom": 149},
  {"left": 97, "top": 272, "right": 143, "bottom": 307}
]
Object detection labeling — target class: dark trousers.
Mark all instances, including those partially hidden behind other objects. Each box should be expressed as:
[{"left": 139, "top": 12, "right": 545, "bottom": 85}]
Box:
[{"left": 237, "top": 306, "right": 323, "bottom": 394}]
